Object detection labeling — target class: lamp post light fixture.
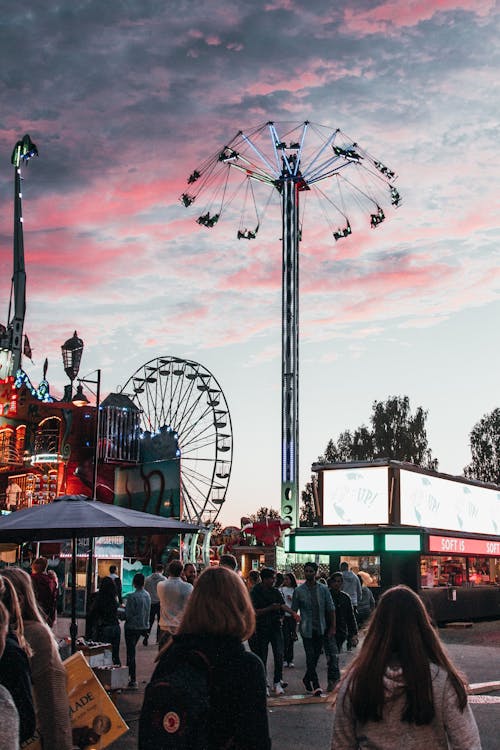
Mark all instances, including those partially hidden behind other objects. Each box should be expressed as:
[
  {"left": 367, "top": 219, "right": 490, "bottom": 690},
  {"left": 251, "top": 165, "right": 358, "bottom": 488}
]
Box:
[
  {"left": 73, "top": 369, "right": 101, "bottom": 501},
  {"left": 72, "top": 368, "right": 101, "bottom": 631},
  {"left": 61, "top": 331, "right": 84, "bottom": 401}
]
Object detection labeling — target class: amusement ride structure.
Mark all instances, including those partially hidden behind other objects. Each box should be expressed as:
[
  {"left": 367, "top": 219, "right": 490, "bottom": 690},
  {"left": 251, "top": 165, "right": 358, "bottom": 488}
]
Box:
[
  {"left": 120, "top": 356, "right": 232, "bottom": 525},
  {"left": 180, "top": 121, "right": 401, "bottom": 527},
  {"left": 0, "top": 135, "right": 38, "bottom": 379},
  {"left": 0, "top": 135, "right": 232, "bottom": 534}
]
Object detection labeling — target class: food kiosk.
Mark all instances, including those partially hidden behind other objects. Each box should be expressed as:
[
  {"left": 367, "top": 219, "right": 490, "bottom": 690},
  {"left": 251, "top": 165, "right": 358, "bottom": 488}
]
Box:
[{"left": 286, "top": 461, "right": 500, "bottom": 622}]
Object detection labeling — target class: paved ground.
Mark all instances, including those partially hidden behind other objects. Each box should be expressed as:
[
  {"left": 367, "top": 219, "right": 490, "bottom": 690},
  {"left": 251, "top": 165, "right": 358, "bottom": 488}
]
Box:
[{"left": 56, "top": 618, "right": 500, "bottom": 750}]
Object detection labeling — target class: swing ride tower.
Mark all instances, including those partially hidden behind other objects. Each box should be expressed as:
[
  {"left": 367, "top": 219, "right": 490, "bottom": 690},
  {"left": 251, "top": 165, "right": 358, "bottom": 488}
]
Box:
[
  {"left": 0, "top": 135, "right": 38, "bottom": 377},
  {"left": 180, "top": 121, "right": 400, "bottom": 528}
]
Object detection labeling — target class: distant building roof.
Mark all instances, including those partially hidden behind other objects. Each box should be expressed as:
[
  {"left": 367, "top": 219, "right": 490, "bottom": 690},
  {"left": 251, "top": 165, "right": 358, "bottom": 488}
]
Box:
[{"left": 101, "top": 392, "right": 140, "bottom": 411}]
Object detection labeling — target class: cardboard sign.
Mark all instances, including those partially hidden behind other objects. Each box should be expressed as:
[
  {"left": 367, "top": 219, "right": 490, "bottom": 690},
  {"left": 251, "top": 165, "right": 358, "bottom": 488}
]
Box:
[{"left": 65, "top": 651, "right": 129, "bottom": 749}]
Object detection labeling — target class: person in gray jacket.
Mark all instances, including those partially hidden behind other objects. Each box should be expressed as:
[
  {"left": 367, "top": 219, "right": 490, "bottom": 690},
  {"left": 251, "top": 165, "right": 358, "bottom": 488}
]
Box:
[
  {"left": 143, "top": 564, "right": 166, "bottom": 645},
  {"left": 340, "top": 561, "right": 362, "bottom": 610},
  {"left": 292, "top": 562, "right": 336, "bottom": 696},
  {"left": 125, "top": 573, "right": 151, "bottom": 688}
]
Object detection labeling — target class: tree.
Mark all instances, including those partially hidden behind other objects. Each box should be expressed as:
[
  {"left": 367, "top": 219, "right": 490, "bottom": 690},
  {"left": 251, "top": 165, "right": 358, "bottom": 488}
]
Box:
[
  {"left": 464, "top": 408, "right": 500, "bottom": 484},
  {"left": 317, "top": 395, "right": 438, "bottom": 469},
  {"left": 249, "top": 506, "right": 281, "bottom": 522},
  {"left": 299, "top": 478, "right": 318, "bottom": 527}
]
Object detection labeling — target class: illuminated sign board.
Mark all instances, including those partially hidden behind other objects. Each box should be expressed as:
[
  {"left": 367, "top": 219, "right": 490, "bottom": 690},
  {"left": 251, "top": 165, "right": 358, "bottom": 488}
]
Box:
[
  {"left": 384, "top": 534, "right": 421, "bottom": 552},
  {"left": 94, "top": 536, "right": 124, "bottom": 558},
  {"left": 295, "top": 534, "right": 375, "bottom": 553},
  {"left": 429, "top": 535, "right": 500, "bottom": 557},
  {"left": 400, "top": 469, "right": 500, "bottom": 536},
  {"left": 323, "top": 466, "right": 389, "bottom": 525}
]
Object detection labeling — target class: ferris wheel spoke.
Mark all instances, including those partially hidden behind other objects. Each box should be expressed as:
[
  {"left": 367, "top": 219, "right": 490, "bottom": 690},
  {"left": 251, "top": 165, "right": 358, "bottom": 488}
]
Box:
[
  {"left": 173, "top": 375, "right": 207, "bottom": 433},
  {"left": 178, "top": 404, "right": 216, "bottom": 447}
]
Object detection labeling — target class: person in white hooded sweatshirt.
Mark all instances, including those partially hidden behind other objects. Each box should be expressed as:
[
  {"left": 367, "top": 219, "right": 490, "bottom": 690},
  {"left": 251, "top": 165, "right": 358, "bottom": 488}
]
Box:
[{"left": 331, "top": 585, "right": 481, "bottom": 750}]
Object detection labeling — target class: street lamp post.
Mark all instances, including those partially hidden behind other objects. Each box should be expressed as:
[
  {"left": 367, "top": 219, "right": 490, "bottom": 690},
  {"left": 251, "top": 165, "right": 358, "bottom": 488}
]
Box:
[{"left": 73, "top": 369, "right": 101, "bottom": 646}]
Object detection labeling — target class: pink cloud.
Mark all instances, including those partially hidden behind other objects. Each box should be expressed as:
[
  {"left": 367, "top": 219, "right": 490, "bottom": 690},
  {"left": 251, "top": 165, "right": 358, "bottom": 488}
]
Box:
[
  {"left": 245, "top": 58, "right": 365, "bottom": 97},
  {"left": 343, "top": 1, "right": 496, "bottom": 36}
]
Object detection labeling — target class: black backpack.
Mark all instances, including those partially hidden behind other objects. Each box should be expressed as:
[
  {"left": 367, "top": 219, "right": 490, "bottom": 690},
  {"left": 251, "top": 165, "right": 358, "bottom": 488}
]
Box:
[{"left": 138, "top": 647, "right": 212, "bottom": 750}]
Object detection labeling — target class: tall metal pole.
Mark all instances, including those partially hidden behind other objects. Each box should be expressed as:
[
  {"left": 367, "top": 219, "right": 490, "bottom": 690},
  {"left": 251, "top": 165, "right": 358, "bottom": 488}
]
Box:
[
  {"left": 85, "top": 369, "right": 101, "bottom": 625},
  {"left": 70, "top": 535, "right": 78, "bottom": 653},
  {"left": 280, "top": 170, "right": 300, "bottom": 528},
  {"left": 10, "top": 152, "right": 27, "bottom": 374},
  {"left": 91, "top": 369, "right": 101, "bottom": 501}
]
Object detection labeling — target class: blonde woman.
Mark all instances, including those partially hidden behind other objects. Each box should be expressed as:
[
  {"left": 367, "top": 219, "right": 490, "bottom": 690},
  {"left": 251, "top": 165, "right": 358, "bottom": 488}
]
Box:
[
  {"left": 139, "top": 566, "right": 271, "bottom": 750},
  {"left": 2, "top": 567, "right": 73, "bottom": 750}
]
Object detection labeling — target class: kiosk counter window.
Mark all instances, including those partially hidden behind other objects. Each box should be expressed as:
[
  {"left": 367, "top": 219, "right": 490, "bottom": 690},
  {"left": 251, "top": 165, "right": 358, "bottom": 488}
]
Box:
[
  {"left": 420, "top": 556, "right": 466, "bottom": 588},
  {"left": 340, "top": 555, "right": 380, "bottom": 587},
  {"left": 468, "top": 557, "right": 499, "bottom": 585}
]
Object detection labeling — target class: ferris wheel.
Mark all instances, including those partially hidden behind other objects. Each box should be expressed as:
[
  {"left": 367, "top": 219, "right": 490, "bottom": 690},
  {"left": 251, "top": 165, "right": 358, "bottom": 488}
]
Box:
[{"left": 121, "top": 356, "right": 233, "bottom": 524}]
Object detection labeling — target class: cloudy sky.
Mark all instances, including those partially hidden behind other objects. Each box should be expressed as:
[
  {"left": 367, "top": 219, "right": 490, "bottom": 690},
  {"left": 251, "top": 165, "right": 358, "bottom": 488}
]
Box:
[{"left": 0, "top": 1, "right": 499, "bottom": 526}]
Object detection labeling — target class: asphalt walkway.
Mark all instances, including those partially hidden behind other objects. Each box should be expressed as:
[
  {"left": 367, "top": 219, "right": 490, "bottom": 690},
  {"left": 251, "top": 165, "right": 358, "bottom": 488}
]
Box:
[{"left": 55, "top": 618, "right": 500, "bottom": 750}]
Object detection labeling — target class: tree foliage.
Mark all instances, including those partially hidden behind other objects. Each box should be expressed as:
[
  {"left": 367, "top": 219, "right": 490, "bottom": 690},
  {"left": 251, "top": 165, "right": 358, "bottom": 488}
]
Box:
[
  {"left": 249, "top": 506, "right": 281, "bottom": 522},
  {"left": 464, "top": 407, "right": 500, "bottom": 484},
  {"left": 299, "top": 479, "right": 318, "bottom": 527},
  {"left": 318, "top": 395, "right": 438, "bottom": 469}
]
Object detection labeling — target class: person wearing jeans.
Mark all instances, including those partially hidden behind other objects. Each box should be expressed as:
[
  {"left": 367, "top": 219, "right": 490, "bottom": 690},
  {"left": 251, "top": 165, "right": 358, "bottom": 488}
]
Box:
[
  {"left": 143, "top": 564, "right": 166, "bottom": 645},
  {"left": 124, "top": 573, "right": 151, "bottom": 688},
  {"left": 292, "top": 562, "right": 336, "bottom": 696},
  {"left": 250, "top": 568, "right": 299, "bottom": 695}
]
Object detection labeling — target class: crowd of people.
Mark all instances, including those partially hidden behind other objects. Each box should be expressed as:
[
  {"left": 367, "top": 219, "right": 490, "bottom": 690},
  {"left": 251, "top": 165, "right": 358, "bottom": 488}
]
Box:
[
  {"left": 138, "top": 556, "right": 481, "bottom": 749},
  {"left": 0, "top": 553, "right": 482, "bottom": 749}
]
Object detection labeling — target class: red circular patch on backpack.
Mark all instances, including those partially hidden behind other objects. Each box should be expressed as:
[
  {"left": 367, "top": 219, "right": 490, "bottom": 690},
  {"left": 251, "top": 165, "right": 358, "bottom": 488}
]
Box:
[{"left": 163, "top": 711, "right": 181, "bottom": 734}]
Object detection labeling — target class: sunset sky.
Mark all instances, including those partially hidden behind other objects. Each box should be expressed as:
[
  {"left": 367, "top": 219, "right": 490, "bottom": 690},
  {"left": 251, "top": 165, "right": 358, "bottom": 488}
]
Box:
[{"left": 0, "top": 1, "right": 499, "bottom": 526}]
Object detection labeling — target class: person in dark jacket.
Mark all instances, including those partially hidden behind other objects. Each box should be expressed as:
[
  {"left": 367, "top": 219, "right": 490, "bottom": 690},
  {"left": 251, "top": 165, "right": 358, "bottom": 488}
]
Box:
[
  {"left": 31, "top": 557, "right": 58, "bottom": 627},
  {"left": 250, "top": 567, "right": 299, "bottom": 696},
  {"left": 0, "top": 575, "right": 36, "bottom": 744},
  {"left": 324, "top": 572, "right": 359, "bottom": 691},
  {"left": 108, "top": 564, "right": 123, "bottom": 604},
  {"left": 328, "top": 572, "right": 359, "bottom": 652},
  {"left": 139, "top": 566, "right": 271, "bottom": 750},
  {"left": 87, "top": 576, "right": 121, "bottom": 665}
]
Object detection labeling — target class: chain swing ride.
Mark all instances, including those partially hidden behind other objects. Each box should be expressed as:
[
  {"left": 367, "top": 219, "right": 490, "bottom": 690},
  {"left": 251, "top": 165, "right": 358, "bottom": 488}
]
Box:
[{"left": 180, "top": 121, "right": 401, "bottom": 527}]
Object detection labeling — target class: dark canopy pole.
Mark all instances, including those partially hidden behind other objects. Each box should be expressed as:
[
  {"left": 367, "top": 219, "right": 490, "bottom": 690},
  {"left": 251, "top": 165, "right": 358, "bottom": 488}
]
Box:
[
  {"left": 86, "top": 369, "right": 101, "bottom": 621},
  {"left": 70, "top": 534, "right": 78, "bottom": 653},
  {"left": 74, "top": 369, "right": 102, "bottom": 627}
]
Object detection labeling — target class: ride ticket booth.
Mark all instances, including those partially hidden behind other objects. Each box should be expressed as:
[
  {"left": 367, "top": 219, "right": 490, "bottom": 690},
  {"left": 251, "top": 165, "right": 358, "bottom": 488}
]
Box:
[{"left": 286, "top": 461, "right": 500, "bottom": 622}]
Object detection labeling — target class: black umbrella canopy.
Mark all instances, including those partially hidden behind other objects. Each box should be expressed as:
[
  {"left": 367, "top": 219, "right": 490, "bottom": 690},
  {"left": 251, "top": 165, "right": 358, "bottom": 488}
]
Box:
[
  {"left": 0, "top": 494, "right": 203, "bottom": 543},
  {"left": 0, "top": 495, "right": 204, "bottom": 654}
]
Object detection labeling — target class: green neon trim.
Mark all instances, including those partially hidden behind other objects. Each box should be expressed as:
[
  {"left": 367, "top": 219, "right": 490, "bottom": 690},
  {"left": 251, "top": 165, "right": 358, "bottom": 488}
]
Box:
[
  {"left": 384, "top": 534, "right": 421, "bottom": 552},
  {"left": 294, "top": 534, "right": 375, "bottom": 553}
]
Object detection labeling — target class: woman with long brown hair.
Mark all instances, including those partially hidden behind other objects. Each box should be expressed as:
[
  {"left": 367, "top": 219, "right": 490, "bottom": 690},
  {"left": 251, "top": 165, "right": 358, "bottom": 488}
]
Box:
[
  {"left": 2, "top": 567, "right": 73, "bottom": 750},
  {"left": 331, "top": 585, "right": 481, "bottom": 749},
  {"left": 139, "top": 565, "right": 271, "bottom": 750}
]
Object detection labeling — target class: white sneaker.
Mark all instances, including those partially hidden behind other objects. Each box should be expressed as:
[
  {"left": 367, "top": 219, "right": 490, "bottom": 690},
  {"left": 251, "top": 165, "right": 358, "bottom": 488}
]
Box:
[{"left": 273, "top": 682, "right": 285, "bottom": 696}]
